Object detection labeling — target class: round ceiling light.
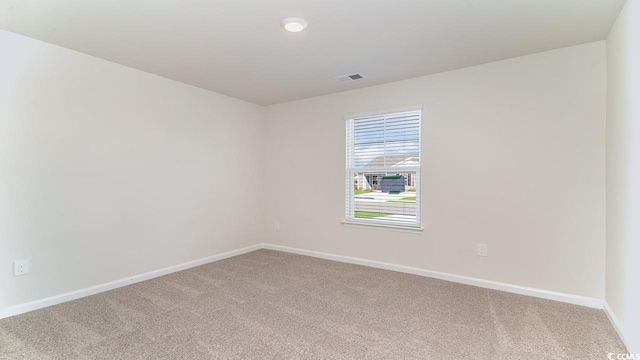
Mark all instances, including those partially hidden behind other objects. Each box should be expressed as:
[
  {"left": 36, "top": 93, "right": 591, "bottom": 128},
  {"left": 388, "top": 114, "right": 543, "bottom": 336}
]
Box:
[{"left": 281, "top": 17, "right": 307, "bottom": 33}]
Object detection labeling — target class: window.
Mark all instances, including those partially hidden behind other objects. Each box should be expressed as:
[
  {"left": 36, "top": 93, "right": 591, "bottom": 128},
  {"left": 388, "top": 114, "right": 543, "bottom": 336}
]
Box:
[{"left": 345, "top": 108, "right": 421, "bottom": 228}]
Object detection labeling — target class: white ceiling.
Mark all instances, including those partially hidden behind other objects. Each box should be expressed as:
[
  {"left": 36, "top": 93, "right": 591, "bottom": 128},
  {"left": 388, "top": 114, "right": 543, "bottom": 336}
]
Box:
[{"left": 0, "top": 0, "right": 626, "bottom": 105}]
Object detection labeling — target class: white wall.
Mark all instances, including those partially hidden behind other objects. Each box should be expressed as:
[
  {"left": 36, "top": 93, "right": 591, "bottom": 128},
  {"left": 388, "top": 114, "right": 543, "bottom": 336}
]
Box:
[
  {"left": 606, "top": 0, "right": 640, "bottom": 353},
  {"left": 264, "top": 42, "right": 607, "bottom": 299},
  {"left": 0, "top": 30, "right": 265, "bottom": 308}
]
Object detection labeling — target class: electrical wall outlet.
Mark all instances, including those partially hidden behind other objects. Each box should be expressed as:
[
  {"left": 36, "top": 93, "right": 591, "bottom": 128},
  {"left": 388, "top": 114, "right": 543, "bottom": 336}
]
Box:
[
  {"left": 14, "top": 259, "right": 29, "bottom": 276},
  {"left": 274, "top": 221, "right": 280, "bottom": 231},
  {"left": 477, "top": 244, "right": 488, "bottom": 257}
]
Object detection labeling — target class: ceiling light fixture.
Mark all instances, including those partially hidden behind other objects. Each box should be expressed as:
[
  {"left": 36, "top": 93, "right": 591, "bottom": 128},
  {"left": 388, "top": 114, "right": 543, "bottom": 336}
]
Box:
[{"left": 281, "top": 17, "right": 307, "bottom": 33}]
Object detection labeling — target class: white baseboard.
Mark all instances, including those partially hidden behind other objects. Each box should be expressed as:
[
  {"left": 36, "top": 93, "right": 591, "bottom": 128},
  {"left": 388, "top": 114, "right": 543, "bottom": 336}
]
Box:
[
  {"left": 262, "top": 243, "right": 604, "bottom": 309},
  {"left": 0, "top": 242, "right": 606, "bottom": 322},
  {"left": 0, "top": 244, "right": 262, "bottom": 319},
  {"left": 603, "top": 301, "right": 634, "bottom": 353}
]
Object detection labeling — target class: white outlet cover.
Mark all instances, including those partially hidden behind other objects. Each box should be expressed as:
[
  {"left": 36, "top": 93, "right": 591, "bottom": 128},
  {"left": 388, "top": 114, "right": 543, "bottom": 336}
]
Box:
[
  {"left": 477, "top": 244, "right": 488, "bottom": 257},
  {"left": 14, "top": 259, "right": 29, "bottom": 276}
]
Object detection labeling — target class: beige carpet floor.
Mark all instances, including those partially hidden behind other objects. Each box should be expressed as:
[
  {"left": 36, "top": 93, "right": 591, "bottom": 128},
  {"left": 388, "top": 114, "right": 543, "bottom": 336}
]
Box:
[{"left": 0, "top": 249, "right": 627, "bottom": 359}]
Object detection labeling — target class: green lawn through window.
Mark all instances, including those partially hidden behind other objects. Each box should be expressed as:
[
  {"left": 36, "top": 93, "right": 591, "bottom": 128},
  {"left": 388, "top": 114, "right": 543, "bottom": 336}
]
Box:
[
  {"left": 354, "top": 211, "right": 390, "bottom": 218},
  {"left": 386, "top": 196, "right": 416, "bottom": 204}
]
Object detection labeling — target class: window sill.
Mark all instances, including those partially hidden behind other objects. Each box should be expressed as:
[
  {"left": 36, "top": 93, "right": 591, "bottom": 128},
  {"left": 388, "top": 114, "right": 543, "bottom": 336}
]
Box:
[{"left": 341, "top": 220, "right": 424, "bottom": 234}]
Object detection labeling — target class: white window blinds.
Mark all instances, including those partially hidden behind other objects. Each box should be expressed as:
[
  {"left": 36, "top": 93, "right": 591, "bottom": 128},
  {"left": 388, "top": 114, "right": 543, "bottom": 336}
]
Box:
[{"left": 345, "top": 109, "right": 421, "bottom": 228}]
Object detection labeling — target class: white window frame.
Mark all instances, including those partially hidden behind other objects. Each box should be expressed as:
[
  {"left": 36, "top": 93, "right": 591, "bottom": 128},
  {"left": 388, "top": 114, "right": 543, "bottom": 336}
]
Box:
[{"left": 344, "top": 106, "right": 423, "bottom": 231}]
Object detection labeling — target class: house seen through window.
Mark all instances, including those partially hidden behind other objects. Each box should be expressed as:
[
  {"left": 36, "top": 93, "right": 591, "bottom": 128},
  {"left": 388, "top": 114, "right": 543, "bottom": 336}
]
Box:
[{"left": 345, "top": 109, "right": 421, "bottom": 228}]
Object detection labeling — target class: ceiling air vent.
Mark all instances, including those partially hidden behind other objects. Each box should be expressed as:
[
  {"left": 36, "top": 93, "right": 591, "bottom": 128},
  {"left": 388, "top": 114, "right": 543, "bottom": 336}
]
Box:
[{"left": 335, "top": 73, "right": 365, "bottom": 83}]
